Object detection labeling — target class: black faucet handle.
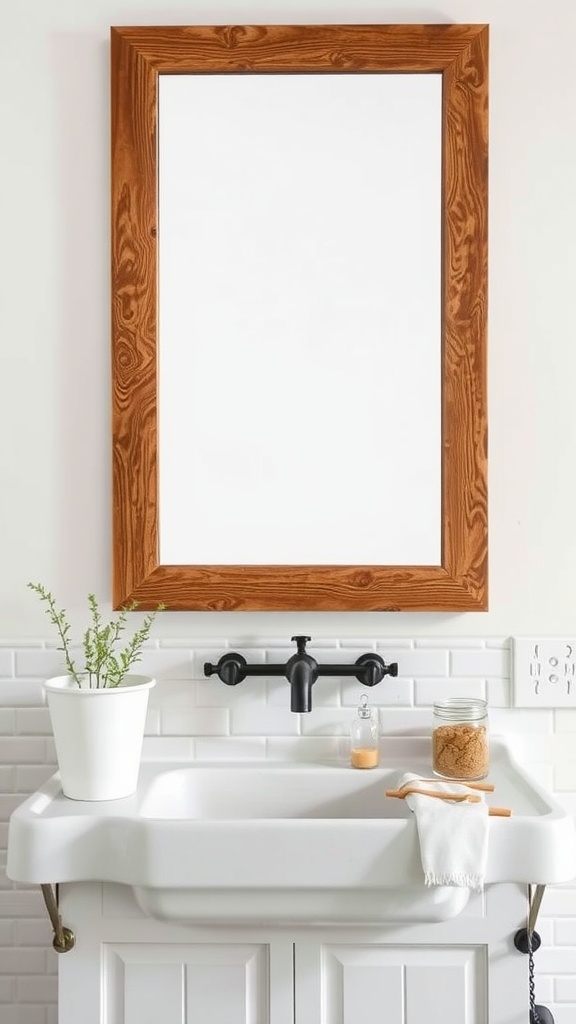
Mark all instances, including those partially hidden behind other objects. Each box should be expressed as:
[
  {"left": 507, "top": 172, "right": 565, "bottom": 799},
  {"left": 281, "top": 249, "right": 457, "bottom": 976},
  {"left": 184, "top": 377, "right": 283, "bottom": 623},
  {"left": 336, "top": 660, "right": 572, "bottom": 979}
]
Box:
[
  {"left": 204, "top": 653, "right": 247, "bottom": 686},
  {"left": 355, "top": 653, "right": 399, "bottom": 687},
  {"left": 291, "top": 635, "right": 312, "bottom": 653}
]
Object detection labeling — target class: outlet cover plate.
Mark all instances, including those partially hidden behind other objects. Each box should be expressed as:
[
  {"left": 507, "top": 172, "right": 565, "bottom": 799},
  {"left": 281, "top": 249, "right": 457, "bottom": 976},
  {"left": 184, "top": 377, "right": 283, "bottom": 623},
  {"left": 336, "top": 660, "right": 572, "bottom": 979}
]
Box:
[{"left": 513, "top": 638, "right": 576, "bottom": 707}]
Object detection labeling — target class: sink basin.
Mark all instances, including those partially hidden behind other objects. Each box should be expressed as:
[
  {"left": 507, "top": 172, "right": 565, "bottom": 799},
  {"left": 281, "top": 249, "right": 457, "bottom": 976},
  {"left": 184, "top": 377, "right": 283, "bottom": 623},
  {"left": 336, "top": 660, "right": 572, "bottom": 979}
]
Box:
[
  {"left": 7, "top": 738, "right": 575, "bottom": 924},
  {"left": 139, "top": 763, "right": 413, "bottom": 820}
]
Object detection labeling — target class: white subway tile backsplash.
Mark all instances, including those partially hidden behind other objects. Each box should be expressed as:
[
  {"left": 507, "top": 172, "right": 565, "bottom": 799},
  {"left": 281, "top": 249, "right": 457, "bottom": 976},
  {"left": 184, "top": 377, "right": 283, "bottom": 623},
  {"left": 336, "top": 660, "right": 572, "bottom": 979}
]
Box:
[
  {"left": 15, "top": 766, "right": 55, "bottom": 793},
  {"left": 0, "top": 890, "right": 47, "bottom": 918},
  {"left": 555, "top": 977, "right": 576, "bottom": 1001},
  {"left": 414, "top": 677, "right": 486, "bottom": 705},
  {"left": 485, "top": 677, "right": 511, "bottom": 706},
  {"left": 341, "top": 677, "right": 413, "bottom": 707},
  {"left": 490, "top": 708, "right": 554, "bottom": 734},
  {"left": 0, "top": 949, "right": 47, "bottom": 975},
  {"left": 160, "top": 707, "right": 229, "bottom": 737},
  {"left": 300, "top": 708, "right": 350, "bottom": 737},
  {"left": 0, "top": 681, "right": 45, "bottom": 707},
  {"left": 450, "top": 647, "right": 510, "bottom": 677},
  {"left": 339, "top": 638, "right": 379, "bottom": 649},
  {"left": 0, "top": 710, "right": 16, "bottom": 735},
  {"left": 15, "top": 974, "right": 58, "bottom": 1002},
  {"left": 239, "top": 636, "right": 299, "bottom": 649},
  {"left": 0, "top": 651, "right": 13, "bottom": 676},
  {"left": 554, "top": 919, "right": 576, "bottom": 944},
  {"left": 133, "top": 649, "right": 193, "bottom": 680},
  {"left": 530, "top": 947, "right": 576, "bottom": 974},
  {"left": 378, "top": 647, "right": 449, "bottom": 676},
  {"left": 2, "top": 1007, "right": 47, "bottom": 1024},
  {"left": 150, "top": 679, "right": 196, "bottom": 708},
  {"left": 530, "top": 976, "right": 554, "bottom": 1003},
  {"left": 415, "top": 637, "right": 486, "bottom": 649},
  {"left": 0, "top": 738, "right": 47, "bottom": 764},
  {"left": 159, "top": 637, "right": 229, "bottom": 649},
  {"left": 195, "top": 675, "right": 264, "bottom": 708},
  {"left": 378, "top": 707, "right": 431, "bottom": 734},
  {"left": 0, "top": 977, "right": 14, "bottom": 1002},
  {"left": 14, "top": 709, "right": 51, "bottom": 736},
  {"left": 231, "top": 703, "right": 300, "bottom": 736},
  {"left": 141, "top": 737, "right": 195, "bottom": 760},
  {"left": 14, "top": 650, "right": 67, "bottom": 678},
  {"left": 534, "top": 886, "right": 575, "bottom": 919},
  {"left": 266, "top": 736, "right": 346, "bottom": 762},
  {"left": 0, "top": 795, "right": 28, "bottom": 822},
  {"left": 12, "top": 931, "right": 53, "bottom": 962},
  {"left": 145, "top": 707, "right": 161, "bottom": 735}
]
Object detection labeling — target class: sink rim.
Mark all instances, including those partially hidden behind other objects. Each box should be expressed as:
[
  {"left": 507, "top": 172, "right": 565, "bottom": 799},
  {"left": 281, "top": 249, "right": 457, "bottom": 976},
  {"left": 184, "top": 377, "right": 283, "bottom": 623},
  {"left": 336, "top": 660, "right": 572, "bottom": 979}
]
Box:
[{"left": 7, "top": 736, "right": 576, "bottom": 899}]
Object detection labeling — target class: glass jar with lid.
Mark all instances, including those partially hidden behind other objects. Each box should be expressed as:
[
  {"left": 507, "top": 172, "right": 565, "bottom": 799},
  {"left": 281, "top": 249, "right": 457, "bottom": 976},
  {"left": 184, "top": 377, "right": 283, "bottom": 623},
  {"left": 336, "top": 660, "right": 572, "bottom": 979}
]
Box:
[{"left": 432, "top": 697, "right": 489, "bottom": 780}]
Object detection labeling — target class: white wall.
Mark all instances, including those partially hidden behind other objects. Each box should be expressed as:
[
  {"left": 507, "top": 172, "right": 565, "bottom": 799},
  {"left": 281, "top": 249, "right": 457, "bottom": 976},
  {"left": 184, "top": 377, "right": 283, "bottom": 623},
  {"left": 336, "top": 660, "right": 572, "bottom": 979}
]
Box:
[
  {"left": 1, "top": 0, "right": 576, "bottom": 639},
  {"left": 2, "top": 1, "right": 576, "bottom": 1022}
]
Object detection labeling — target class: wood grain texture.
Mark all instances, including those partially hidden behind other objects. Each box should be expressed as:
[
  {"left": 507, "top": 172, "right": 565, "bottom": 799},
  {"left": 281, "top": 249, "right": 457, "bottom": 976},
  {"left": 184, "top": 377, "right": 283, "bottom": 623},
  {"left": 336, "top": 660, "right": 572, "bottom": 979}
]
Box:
[{"left": 111, "top": 24, "right": 488, "bottom": 612}]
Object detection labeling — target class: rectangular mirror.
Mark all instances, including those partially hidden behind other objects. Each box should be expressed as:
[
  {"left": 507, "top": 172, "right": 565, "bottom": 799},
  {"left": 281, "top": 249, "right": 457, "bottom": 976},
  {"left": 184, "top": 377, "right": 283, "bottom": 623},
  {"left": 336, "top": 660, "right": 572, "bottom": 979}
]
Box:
[{"left": 111, "top": 23, "right": 488, "bottom": 611}]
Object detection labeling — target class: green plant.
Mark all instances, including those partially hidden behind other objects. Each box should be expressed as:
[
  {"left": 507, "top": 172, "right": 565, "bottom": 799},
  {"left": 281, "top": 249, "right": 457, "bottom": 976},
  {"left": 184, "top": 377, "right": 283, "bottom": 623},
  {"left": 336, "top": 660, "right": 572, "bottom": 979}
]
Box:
[{"left": 28, "top": 584, "right": 163, "bottom": 688}]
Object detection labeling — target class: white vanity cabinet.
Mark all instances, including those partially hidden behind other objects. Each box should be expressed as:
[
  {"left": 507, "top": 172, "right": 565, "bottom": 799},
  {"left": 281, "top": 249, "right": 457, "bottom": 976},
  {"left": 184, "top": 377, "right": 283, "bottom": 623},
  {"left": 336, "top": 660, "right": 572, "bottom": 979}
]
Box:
[{"left": 56, "top": 882, "right": 529, "bottom": 1024}]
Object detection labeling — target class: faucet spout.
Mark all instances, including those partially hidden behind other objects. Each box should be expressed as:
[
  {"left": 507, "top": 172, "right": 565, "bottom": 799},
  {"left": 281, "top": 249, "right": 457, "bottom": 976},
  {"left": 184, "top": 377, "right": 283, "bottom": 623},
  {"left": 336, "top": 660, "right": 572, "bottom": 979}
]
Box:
[{"left": 286, "top": 636, "right": 318, "bottom": 713}]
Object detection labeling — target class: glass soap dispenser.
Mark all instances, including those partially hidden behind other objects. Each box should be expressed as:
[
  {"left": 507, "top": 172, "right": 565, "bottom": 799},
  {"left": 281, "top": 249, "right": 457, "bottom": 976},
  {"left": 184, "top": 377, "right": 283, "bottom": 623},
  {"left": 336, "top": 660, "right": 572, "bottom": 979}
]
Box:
[{"left": 350, "top": 695, "right": 379, "bottom": 769}]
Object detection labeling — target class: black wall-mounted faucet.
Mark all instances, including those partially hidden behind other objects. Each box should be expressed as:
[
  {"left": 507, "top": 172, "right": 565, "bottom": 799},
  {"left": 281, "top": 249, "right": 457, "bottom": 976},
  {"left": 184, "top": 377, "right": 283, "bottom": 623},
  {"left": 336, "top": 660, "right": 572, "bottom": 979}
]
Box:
[{"left": 204, "top": 636, "right": 398, "bottom": 713}]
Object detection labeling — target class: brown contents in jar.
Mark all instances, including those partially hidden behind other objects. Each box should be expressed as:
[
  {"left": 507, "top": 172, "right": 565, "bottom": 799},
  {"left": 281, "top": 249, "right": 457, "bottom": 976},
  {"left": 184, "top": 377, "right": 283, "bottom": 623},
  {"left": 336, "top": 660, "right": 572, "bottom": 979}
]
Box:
[{"left": 432, "top": 724, "right": 489, "bottom": 779}]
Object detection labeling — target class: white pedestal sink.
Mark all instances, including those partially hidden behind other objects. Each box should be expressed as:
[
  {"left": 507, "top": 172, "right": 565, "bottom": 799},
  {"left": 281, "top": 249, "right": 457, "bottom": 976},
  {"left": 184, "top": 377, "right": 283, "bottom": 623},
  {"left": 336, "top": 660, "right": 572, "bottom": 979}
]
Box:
[{"left": 7, "top": 738, "right": 575, "bottom": 924}]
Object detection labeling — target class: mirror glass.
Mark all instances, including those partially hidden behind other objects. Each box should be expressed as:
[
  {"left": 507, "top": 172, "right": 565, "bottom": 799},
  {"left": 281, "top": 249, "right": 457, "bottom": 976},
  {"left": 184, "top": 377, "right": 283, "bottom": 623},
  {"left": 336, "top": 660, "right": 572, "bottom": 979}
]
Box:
[{"left": 158, "top": 73, "right": 442, "bottom": 566}]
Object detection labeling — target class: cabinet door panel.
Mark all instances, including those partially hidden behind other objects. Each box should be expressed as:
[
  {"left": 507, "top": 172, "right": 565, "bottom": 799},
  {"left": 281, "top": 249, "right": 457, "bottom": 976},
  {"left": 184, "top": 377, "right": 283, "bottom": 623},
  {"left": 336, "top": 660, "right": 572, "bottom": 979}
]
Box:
[
  {"left": 123, "top": 962, "right": 185, "bottom": 1024},
  {"left": 296, "top": 943, "right": 486, "bottom": 1024},
  {"left": 105, "top": 943, "right": 271, "bottom": 1024}
]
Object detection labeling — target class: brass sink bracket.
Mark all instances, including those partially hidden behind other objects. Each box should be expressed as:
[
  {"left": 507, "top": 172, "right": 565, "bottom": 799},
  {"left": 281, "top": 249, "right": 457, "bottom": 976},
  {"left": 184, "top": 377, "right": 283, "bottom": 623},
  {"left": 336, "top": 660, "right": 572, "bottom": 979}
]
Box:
[
  {"left": 204, "top": 635, "right": 399, "bottom": 713},
  {"left": 40, "top": 883, "right": 75, "bottom": 953},
  {"left": 513, "top": 883, "right": 546, "bottom": 953}
]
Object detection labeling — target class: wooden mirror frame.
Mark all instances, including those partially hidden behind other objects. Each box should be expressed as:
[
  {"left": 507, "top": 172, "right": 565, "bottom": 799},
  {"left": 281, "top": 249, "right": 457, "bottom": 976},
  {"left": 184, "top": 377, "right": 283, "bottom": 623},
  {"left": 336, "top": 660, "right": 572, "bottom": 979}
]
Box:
[{"left": 111, "top": 23, "right": 488, "bottom": 612}]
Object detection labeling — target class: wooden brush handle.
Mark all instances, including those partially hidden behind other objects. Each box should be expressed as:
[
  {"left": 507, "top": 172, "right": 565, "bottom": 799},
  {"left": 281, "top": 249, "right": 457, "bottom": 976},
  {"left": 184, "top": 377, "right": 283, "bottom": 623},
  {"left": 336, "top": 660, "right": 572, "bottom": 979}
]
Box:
[
  {"left": 386, "top": 787, "right": 481, "bottom": 803},
  {"left": 385, "top": 788, "right": 512, "bottom": 816},
  {"left": 396, "top": 777, "right": 495, "bottom": 793}
]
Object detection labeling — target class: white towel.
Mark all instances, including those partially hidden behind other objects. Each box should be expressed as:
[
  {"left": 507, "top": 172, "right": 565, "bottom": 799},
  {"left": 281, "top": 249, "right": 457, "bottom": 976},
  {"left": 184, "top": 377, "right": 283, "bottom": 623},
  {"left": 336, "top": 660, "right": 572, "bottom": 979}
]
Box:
[{"left": 400, "top": 773, "right": 489, "bottom": 891}]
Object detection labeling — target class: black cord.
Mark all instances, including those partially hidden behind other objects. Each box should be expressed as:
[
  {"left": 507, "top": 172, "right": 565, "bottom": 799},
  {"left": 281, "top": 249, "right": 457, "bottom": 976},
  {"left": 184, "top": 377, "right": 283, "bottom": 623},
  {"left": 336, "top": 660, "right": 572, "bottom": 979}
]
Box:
[{"left": 527, "top": 925, "right": 540, "bottom": 1024}]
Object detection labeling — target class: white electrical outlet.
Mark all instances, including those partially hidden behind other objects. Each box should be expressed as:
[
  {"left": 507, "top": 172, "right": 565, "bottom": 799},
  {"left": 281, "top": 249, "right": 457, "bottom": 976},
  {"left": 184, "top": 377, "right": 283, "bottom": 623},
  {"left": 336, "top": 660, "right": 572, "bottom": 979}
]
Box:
[{"left": 513, "top": 638, "right": 576, "bottom": 707}]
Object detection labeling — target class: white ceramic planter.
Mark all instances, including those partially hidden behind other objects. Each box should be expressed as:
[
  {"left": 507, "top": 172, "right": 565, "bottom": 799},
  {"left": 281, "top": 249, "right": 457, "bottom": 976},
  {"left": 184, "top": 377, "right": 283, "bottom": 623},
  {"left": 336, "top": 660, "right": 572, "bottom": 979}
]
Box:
[{"left": 44, "top": 675, "right": 156, "bottom": 801}]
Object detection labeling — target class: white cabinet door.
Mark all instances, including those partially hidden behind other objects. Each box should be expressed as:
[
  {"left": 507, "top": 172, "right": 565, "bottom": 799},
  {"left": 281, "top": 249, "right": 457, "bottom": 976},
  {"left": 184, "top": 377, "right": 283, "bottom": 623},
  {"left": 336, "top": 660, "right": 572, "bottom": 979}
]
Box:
[
  {"left": 100, "top": 940, "right": 294, "bottom": 1024},
  {"left": 295, "top": 942, "right": 486, "bottom": 1024},
  {"left": 105, "top": 943, "right": 267, "bottom": 1024}
]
